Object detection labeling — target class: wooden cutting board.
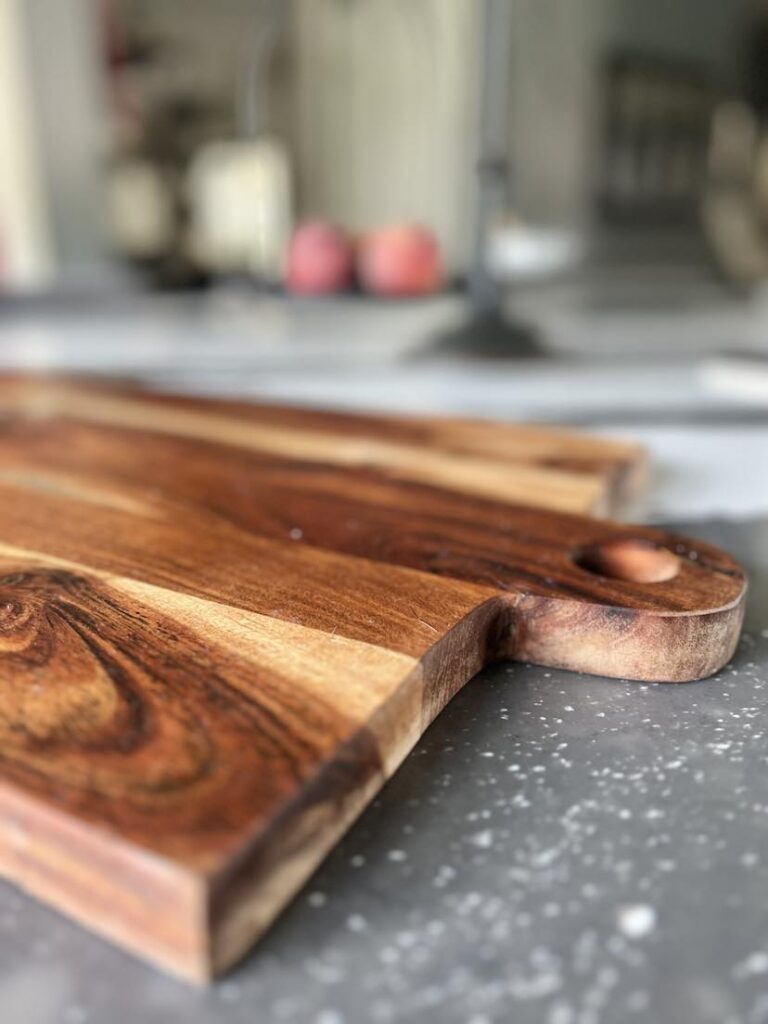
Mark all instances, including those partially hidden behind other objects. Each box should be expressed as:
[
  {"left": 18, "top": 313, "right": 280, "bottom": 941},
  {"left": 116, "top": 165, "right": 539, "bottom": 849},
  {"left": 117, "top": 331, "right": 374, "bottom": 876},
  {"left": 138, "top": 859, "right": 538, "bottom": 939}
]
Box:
[{"left": 0, "top": 376, "right": 746, "bottom": 982}]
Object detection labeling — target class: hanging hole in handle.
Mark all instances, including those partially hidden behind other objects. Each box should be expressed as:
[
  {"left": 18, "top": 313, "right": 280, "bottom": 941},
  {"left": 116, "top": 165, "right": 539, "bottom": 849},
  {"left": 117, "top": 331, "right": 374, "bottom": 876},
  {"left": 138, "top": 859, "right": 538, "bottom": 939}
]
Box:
[{"left": 573, "top": 539, "right": 680, "bottom": 584}]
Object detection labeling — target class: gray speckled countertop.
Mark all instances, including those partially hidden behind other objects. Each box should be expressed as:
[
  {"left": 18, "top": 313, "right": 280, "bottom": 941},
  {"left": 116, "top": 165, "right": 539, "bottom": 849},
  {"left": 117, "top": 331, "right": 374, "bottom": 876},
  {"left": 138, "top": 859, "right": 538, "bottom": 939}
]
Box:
[
  {"left": 0, "top": 517, "right": 764, "bottom": 1024},
  {"left": 2, "top": 293, "right": 768, "bottom": 1022}
]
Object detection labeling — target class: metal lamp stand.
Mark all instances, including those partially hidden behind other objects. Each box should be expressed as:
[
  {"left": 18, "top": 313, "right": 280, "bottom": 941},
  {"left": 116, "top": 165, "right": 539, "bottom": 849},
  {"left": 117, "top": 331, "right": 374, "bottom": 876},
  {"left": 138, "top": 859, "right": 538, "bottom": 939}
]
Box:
[{"left": 432, "top": 0, "right": 543, "bottom": 358}]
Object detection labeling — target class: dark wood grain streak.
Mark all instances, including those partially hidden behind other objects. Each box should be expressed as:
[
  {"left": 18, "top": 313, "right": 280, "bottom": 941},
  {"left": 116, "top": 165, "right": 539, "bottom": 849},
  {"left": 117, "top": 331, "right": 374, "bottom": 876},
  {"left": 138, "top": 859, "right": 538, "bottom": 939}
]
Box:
[
  {"left": 0, "top": 561, "right": 383, "bottom": 862},
  {"left": 0, "top": 375, "right": 747, "bottom": 981}
]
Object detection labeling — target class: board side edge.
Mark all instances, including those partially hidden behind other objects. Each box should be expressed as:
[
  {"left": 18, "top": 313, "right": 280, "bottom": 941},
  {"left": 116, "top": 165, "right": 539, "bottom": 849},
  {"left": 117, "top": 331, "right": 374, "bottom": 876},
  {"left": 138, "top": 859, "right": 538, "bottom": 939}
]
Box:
[{"left": 0, "top": 780, "right": 209, "bottom": 983}]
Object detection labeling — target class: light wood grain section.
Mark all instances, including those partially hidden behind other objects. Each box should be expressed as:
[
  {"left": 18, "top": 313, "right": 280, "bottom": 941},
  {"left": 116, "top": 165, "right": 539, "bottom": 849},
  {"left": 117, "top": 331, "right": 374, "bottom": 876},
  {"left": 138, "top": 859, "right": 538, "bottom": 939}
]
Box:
[{"left": 0, "top": 375, "right": 644, "bottom": 515}]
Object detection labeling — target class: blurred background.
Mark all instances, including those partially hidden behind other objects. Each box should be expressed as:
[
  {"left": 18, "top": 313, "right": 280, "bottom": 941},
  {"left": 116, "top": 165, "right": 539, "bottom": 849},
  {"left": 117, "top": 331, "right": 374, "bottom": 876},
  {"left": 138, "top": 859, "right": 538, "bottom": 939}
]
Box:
[{"left": 1, "top": 0, "right": 768, "bottom": 519}]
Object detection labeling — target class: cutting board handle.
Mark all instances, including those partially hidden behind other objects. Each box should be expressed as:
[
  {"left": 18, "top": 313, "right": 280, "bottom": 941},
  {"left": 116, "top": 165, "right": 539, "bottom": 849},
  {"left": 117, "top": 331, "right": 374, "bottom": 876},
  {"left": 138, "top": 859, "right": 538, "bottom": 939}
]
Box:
[{"left": 480, "top": 517, "right": 747, "bottom": 683}]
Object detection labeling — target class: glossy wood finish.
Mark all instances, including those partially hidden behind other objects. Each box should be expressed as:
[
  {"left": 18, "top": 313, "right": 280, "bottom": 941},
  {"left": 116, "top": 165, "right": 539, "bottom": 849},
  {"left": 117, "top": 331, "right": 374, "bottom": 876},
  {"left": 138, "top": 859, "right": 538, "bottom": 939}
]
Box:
[
  {"left": 0, "top": 376, "right": 746, "bottom": 981},
  {"left": 0, "top": 374, "right": 647, "bottom": 516}
]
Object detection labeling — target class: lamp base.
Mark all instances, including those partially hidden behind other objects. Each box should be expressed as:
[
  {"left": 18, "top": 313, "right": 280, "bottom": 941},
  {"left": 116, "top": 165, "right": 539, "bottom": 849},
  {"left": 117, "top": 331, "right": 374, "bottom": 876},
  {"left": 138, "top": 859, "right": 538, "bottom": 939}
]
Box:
[{"left": 425, "top": 308, "right": 546, "bottom": 359}]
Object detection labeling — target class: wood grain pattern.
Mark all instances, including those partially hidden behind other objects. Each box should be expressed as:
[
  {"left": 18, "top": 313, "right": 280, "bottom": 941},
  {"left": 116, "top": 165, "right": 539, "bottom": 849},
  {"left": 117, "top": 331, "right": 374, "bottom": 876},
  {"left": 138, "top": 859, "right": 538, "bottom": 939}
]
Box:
[
  {"left": 0, "top": 375, "right": 746, "bottom": 982},
  {"left": 0, "top": 374, "right": 647, "bottom": 516}
]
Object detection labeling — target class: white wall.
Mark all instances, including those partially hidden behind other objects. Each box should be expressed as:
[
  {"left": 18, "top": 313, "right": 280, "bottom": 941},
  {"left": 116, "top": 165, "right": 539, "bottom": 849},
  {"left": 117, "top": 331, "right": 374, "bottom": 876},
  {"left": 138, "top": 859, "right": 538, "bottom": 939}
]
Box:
[
  {"left": 0, "top": 0, "right": 54, "bottom": 289},
  {"left": 20, "top": 0, "right": 109, "bottom": 281},
  {"left": 0, "top": 0, "right": 108, "bottom": 291}
]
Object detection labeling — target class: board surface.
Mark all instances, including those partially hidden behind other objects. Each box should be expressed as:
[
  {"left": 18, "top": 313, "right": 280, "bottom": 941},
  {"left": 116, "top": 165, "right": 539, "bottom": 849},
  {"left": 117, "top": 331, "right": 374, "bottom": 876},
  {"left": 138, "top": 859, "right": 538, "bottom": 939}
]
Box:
[{"left": 0, "top": 376, "right": 746, "bottom": 981}]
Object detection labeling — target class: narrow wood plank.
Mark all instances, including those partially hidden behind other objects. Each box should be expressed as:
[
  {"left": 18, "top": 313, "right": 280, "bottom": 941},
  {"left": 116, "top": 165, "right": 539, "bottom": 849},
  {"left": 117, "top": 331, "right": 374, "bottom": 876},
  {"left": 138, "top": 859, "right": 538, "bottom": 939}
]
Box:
[
  {"left": 0, "top": 374, "right": 646, "bottom": 515},
  {"left": 0, "top": 375, "right": 746, "bottom": 982}
]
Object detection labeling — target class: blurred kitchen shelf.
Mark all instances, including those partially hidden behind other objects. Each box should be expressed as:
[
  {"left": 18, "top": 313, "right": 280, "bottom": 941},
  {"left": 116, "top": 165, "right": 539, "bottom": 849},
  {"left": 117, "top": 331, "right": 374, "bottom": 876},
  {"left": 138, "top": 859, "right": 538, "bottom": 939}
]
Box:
[
  {"left": 3, "top": 269, "right": 767, "bottom": 372},
  {"left": 0, "top": 290, "right": 465, "bottom": 374}
]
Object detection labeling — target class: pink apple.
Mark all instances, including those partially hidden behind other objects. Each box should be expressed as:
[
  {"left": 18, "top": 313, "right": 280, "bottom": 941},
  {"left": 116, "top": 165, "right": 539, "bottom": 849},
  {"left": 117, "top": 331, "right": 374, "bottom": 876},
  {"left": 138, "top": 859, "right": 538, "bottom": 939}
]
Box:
[
  {"left": 357, "top": 224, "right": 443, "bottom": 297},
  {"left": 285, "top": 221, "right": 353, "bottom": 295}
]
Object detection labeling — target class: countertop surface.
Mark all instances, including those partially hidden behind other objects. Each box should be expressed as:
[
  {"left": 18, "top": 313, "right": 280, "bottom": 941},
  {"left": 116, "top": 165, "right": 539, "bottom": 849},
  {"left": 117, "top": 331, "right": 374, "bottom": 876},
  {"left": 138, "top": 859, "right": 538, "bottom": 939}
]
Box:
[{"left": 0, "top": 290, "right": 767, "bottom": 1022}]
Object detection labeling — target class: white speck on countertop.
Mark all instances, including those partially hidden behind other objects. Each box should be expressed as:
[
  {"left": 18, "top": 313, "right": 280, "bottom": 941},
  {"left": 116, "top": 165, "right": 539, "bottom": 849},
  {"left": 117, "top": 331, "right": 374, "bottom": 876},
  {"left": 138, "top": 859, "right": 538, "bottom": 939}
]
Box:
[
  {"left": 733, "top": 952, "right": 768, "bottom": 979},
  {"left": 616, "top": 904, "right": 657, "bottom": 939},
  {"left": 468, "top": 829, "right": 495, "bottom": 849}
]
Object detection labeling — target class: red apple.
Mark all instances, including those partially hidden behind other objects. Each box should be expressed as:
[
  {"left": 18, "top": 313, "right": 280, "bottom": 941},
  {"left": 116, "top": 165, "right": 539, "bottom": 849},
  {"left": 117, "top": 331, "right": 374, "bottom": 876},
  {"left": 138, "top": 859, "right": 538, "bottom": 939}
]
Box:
[
  {"left": 285, "top": 221, "right": 353, "bottom": 295},
  {"left": 357, "top": 224, "right": 443, "bottom": 297}
]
